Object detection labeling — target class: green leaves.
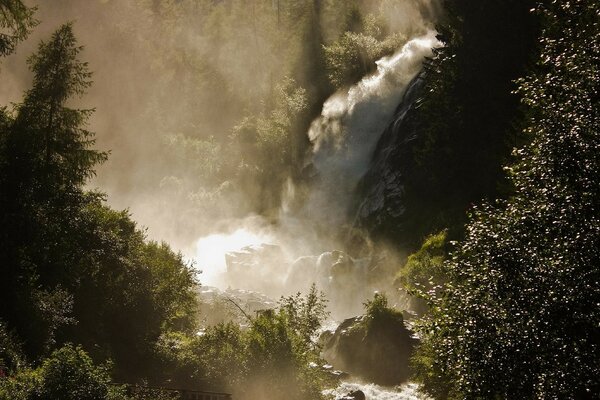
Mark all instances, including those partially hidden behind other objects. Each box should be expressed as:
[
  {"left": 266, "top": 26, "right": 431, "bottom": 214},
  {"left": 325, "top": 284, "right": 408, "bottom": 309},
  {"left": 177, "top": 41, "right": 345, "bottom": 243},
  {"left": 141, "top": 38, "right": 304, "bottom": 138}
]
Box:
[
  {"left": 16, "top": 23, "right": 107, "bottom": 190},
  {"left": 414, "top": 0, "right": 600, "bottom": 398},
  {"left": 161, "top": 287, "right": 329, "bottom": 400},
  {"left": 0, "top": 24, "right": 198, "bottom": 384},
  {"left": 0, "top": 345, "right": 118, "bottom": 400},
  {"left": 323, "top": 14, "right": 406, "bottom": 88}
]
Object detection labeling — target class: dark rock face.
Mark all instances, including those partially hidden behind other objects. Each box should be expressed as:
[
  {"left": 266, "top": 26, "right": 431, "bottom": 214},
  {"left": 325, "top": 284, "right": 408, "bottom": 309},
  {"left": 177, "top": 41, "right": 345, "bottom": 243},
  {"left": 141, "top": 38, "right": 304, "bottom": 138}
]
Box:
[
  {"left": 322, "top": 314, "right": 418, "bottom": 386},
  {"left": 354, "top": 73, "right": 425, "bottom": 245}
]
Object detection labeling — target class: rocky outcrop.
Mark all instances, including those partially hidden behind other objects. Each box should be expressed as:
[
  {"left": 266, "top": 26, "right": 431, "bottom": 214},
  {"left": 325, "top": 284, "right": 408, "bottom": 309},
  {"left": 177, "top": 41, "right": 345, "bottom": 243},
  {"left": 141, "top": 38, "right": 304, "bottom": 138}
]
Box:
[
  {"left": 224, "top": 244, "right": 287, "bottom": 296},
  {"left": 285, "top": 250, "right": 372, "bottom": 318},
  {"left": 196, "top": 286, "right": 276, "bottom": 327},
  {"left": 225, "top": 243, "right": 284, "bottom": 275},
  {"left": 337, "top": 390, "right": 365, "bottom": 400},
  {"left": 354, "top": 73, "right": 425, "bottom": 245},
  {"left": 322, "top": 313, "right": 418, "bottom": 386},
  {"left": 285, "top": 251, "right": 368, "bottom": 291}
]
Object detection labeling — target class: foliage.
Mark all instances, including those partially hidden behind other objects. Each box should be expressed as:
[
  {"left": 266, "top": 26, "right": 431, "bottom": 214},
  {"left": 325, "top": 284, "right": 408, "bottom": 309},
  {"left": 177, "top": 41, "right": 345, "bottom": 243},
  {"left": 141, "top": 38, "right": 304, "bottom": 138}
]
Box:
[
  {"left": 0, "top": 0, "right": 37, "bottom": 57},
  {"left": 242, "top": 288, "right": 331, "bottom": 400},
  {"left": 323, "top": 14, "right": 406, "bottom": 88},
  {"left": 0, "top": 344, "right": 129, "bottom": 400},
  {"left": 362, "top": 293, "right": 404, "bottom": 332},
  {"left": 163, "top": 134, "right": 223, "bottom": 184},
  {"left": 279, "top": 284, "right": 329, "bottom": 346},
  {"left": 158, "top": 289, "right": 330, "bottom": 400},
  {"left": 61, "top": 201, "right": 198, "bottom": 381},
  {"left": 414, "top": 0, "right": 600, "bottom": 398},
  {"left": 0, "top": 320, "right": 25, "bottom": 373},
  {"left": 227, "top": 77, "right": 308, "bottom": 212},
  {"left": 86, "top": 0, "right": 408, "bottom": 228},
  {"left": 0, "top": 23, "right": 108, "bottom": 356},
  {"left": 396, "top": 230, "right": 448, "bottom": 297},
  {"left": 0, "top": 23, "right": 197, "bottom": 386}
]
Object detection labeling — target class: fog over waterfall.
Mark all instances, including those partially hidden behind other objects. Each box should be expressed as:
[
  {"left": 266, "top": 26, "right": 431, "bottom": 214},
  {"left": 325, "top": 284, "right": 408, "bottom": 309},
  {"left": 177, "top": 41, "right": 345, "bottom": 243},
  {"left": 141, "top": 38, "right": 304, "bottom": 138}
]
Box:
[{"left": 4, "top": 0, "right": 587, "bottom": 399}]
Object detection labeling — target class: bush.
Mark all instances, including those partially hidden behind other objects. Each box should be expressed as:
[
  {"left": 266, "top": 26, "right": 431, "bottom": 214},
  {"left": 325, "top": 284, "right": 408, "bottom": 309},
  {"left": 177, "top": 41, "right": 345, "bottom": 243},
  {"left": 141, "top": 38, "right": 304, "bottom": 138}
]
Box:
[
  {"left": 323, "top": 15, "right": 406, "bottom": 88},
  {"left": 396, "top": 230, "right": 448, "bottom": 293},
  {"left": 0, "top": 320, "right": 26, "bottom": 374},
  {"left": 158, "top": 287, "right": 330, "bottom": 400},
  {"left": 0, "top": 344, "right": 129, "bottom": 400},
  {"left": 362, "top": 293, "right": 404, "bottom": 332}
]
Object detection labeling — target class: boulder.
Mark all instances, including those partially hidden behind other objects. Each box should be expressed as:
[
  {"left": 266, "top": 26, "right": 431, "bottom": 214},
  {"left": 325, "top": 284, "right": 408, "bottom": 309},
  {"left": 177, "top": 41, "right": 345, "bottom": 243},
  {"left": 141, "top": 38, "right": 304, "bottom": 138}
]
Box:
[
  {"left": 322, "top": 313, "right": 418, "bottom": 386},
  {"left": 337, "top": 390, "right": 365, "bottom": 400},
  {"left": 284, "top": 255, "right": 319, "bottom": 293},
  {"left": 224, "top": 243, "right": 287, "bottom": 295}
]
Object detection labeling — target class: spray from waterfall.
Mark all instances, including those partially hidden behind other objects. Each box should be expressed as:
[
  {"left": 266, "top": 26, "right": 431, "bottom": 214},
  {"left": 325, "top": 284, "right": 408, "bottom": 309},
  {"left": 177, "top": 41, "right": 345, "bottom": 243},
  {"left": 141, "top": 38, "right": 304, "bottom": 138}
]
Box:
[
  {"left": 301, "top": 31, "right": 441, "bottom": 227},
  {"left": 195, "top": 31, "right": 442, "bottom": 316}
]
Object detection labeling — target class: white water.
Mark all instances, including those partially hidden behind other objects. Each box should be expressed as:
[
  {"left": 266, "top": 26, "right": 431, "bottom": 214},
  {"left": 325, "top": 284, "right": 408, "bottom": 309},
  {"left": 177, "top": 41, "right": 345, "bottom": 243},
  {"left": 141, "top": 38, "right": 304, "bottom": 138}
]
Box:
[
  {"left": 324, "top": 381, "right": 431, "bottom": 400},
  {"left": 189, "top": 22, "right": 440, "bottom": 400},
  {"left": 190, "top": 31, "right": 441, "bottom": 299},
  {"left": 303, "top": 30, "right": 441, "bottom": 226},
  {"left": 193, "top": 227, "right": 273, "bottom": 285}
]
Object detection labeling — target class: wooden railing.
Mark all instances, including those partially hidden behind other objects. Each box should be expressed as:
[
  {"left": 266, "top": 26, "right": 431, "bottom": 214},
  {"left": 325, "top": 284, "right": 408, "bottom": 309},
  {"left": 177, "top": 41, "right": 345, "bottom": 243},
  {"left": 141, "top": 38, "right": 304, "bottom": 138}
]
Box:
[{"left": 110, "top": 383, "right": 232, "bottom": 400}]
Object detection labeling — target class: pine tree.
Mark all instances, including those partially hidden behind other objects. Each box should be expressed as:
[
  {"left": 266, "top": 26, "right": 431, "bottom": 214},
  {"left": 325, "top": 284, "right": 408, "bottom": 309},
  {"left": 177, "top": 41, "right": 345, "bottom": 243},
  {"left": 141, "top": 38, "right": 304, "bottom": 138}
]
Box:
[
  {"left": 0, "top": 0, "right": 37, "bottom": 57},
  {"left": 0, "top": 24, "right": 107, "bottom": 356}
]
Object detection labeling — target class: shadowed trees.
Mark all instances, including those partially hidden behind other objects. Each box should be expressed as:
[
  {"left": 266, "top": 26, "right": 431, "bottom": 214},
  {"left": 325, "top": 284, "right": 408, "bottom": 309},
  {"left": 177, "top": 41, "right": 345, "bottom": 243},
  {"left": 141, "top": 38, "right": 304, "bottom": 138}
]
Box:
[
  {"left": 0, "top": 24, "right": 197, "bottom": 384},
  {"left": 413, "top": 1, "right": 600, "bottom": 397}
]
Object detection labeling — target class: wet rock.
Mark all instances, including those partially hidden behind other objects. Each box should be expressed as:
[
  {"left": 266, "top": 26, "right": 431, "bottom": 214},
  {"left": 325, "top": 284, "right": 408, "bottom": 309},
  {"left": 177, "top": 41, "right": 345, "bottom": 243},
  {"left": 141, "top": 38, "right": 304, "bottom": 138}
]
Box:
[
  {"left": 285, "top": 251, "right": 367, "bottom": 289},
  {"left": 317, "top": 329, "right": 334, "bottom": 348},
  {"left": 285, "top": 255, "right": 318, "bottom": 293},
  {"left": 354, "top": 73, "right": 425, "bottom": 245},
  {"left": 224, "top": 244, "right": 287, "bottom": 295},
  {"left": 196, "top": 286, "right": 276, "bottom": 326},
  {"left": 225, "top": 243, "right": 283, "bottom": 274},
  {"left": 285, "top": 250, "right": 372, "bottom": 318},
  {"left": 337, "top": 390, "right": 366, "bottom": 400},
  {"left": 322, "top": 313, "right": 418, "bottom": 386}
]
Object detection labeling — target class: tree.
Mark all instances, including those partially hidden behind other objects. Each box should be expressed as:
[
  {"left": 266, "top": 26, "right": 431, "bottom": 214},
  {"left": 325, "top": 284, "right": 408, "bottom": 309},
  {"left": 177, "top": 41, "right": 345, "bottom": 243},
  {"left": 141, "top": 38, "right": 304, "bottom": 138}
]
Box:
[
  {"left": 279, "top": 284, "right": 329, "bottom": 348},
  {"left": 323, "top": 14, "right": 406, "bottom": 88},
  {"left": 0, "top": 23, "right": 199, "bottom": 385},
  {"left": 364, "top": 0, "right": 539, "bottom": 247},
  {"left": 56, "top": 201, "right": 197, "bottom": 382},
  {"left": 14, "top": 22, "right": 107, "bottom": 196},
  {"left": 0, "top": 344, "right": 130, "bottom": 400},
  {"left": 158, "top": 288, "right": 330, "bottom": 400},
  {"left": 0, "top": 0, "right": 37, "bottom": 57},
  {"left": 0, "top": 23, "right": 107, "bottom": 357},
  {"left": 413, "top": 1, "right": 600, "bottom": 398}
]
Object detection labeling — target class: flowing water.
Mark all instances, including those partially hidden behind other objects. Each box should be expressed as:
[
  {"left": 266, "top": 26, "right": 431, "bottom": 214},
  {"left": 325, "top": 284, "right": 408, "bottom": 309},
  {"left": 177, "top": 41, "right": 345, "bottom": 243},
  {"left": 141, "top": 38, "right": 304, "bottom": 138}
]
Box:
[
  {"left": 302, "top": 30, "right": 441, "bottom": 227},
  {"left": 324, "top": 381, "right": 431, "bottom": 400},
  {"left": 191, "top": 21, "right": 441, "bottom": 400}
]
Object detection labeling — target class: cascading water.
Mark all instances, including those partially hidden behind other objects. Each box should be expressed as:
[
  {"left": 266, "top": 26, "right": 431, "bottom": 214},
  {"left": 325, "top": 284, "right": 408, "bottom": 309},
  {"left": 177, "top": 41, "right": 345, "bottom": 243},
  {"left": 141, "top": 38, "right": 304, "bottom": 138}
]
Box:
[
  {"left": 191, "top": 17, "right": 440, "bottom": 400},
  {"left": 192, "top": 30, "right": 439, "bottom": 291},
  {"left": 324, "top": 381, "right": 430, "bottom": 400},
  {"left": 301, "top": 31, "right": 441, "bottom": 227}
]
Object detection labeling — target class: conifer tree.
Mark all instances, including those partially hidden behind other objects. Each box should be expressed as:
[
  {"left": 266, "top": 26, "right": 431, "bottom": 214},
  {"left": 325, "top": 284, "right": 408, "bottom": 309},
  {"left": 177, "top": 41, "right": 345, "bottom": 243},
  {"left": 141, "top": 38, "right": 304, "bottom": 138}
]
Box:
[
  {"left": 0, "top": 0, "right": 37, "bottom": 57},
  {"left": 0, "top": 23, "right": 106, "bottom": 356}
]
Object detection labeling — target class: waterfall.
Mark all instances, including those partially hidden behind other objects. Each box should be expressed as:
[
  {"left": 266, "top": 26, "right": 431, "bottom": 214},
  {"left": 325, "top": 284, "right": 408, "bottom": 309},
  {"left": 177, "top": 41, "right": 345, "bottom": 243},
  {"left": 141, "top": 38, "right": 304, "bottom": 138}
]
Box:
[{"left": 302, "top": 31, "right": 441, "bottom": 227}]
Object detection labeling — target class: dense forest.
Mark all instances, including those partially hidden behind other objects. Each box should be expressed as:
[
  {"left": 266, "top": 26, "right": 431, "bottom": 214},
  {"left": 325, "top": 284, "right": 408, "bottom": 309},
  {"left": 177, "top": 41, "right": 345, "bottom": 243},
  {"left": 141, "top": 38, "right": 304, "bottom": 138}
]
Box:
[{"left": 0, "top": 0, "right": 598, "bottom": 399}]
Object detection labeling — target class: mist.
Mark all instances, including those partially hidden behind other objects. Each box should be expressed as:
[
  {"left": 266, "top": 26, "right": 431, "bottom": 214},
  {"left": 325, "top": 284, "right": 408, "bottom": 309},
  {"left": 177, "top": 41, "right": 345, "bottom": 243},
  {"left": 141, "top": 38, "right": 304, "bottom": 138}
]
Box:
[
  {"left": 0, "top": 0, "right": 440, "bottom": 319},
  {"left": 3, "top": 1, "right": 587, "bottom": 398}
]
